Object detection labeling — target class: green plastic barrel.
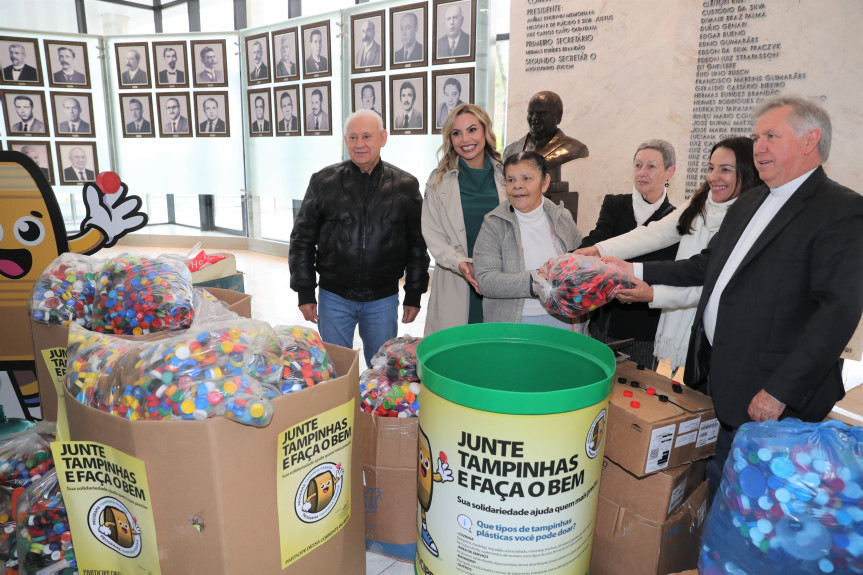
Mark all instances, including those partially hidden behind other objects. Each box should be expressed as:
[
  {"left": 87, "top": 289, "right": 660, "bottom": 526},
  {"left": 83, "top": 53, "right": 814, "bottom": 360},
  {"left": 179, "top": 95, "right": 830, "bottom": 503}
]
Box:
[{"left": 414, "top": 323, "right": 615, "bottom": 575}]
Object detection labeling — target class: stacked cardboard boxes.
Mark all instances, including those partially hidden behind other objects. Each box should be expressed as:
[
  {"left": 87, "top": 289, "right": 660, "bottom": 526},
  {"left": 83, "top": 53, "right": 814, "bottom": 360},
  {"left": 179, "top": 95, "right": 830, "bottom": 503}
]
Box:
[{"left": 591, "top": 362, "right": 717, "bottom": 575}]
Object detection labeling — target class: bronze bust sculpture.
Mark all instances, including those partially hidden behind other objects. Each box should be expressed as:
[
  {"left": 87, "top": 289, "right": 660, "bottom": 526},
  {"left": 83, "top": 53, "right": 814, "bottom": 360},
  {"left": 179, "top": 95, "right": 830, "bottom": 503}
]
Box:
[{"left": 503, "top": 91, "right": 589, "bottom": 184}]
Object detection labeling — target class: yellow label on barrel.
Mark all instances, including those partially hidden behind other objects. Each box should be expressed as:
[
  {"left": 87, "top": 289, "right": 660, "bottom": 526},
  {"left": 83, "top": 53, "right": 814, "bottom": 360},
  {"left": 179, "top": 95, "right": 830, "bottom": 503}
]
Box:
[{"left": 416, "top": 388, "right": 608, "bottom": 575}]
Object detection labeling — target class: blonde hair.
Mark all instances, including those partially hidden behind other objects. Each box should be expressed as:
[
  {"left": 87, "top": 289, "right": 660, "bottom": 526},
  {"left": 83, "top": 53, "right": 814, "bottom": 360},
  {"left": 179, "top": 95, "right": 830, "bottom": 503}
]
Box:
[{"left": 433, "top": 104, "right": 501, "bottom": 185}]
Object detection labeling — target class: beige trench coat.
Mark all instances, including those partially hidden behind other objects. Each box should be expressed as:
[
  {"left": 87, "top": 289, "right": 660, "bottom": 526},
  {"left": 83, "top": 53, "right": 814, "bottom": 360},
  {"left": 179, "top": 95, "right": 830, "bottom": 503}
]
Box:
[{"left": 421, "top": 158, "right": 506, "bottom": 336}]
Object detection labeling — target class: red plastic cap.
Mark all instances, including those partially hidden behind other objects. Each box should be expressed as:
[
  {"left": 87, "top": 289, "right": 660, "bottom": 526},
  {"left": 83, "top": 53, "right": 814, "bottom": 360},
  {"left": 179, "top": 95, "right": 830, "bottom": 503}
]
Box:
[
  {"left": 646, "top": 387, "right": 656, "bottom": 395},
  {"left": 623, "top": 390, "right": 633, "bottom": 398},
  {"left": 630, "top": 401, "right": 640, "bottom": 408},
  {"left": 96, "top": 171, "right": 121, "bottom": 194}
]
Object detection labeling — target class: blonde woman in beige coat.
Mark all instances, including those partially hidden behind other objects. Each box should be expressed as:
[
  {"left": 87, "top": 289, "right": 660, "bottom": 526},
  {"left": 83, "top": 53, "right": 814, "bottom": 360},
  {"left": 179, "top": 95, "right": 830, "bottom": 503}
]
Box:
[{"left": 422, "top": 104, "right": 506, "bottom": 336}]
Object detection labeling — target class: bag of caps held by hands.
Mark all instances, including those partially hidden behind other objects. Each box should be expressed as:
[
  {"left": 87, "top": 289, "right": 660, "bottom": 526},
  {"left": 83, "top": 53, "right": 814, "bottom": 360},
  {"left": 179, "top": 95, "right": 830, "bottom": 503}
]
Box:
[
  {"left": 699, "top": 418, "right": 863, "bottom": 575},
  {"left": 0, "top": 429, "right": 54, "bottom": 490},
  {"left": 16, "top": 469, "right": 76, "bottom": 575},
  {"left": 534, "top": 253, "right": 634, "bottom": 318},
  {"left": 360, "top": 336, "right": 422, "bottom": 417},
  {"left": 29, "top": 252, "right": 102, "bottom": 328},
  {"left": 65, "top": 318, "right": 282, "bottom": 427},
  {"left": 90, "top": 253, "right": 195, "bottom": 335},
  {"left": 272, "top": 325, "right": 337, "bottom": 394}
]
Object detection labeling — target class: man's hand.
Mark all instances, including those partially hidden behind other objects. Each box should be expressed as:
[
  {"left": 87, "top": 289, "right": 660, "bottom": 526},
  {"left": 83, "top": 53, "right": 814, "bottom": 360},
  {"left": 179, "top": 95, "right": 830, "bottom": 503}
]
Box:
[
  {"left": 748, "top": 389, "right": 786, "bottom": 422},
  {"left": 299, "top": 303, "right": 319, "bottom": 323},
  {"left": 458, "top": 261, "right": 481, "bottom": 294},
  {"left": 574, "top": 246, "right": 600, "bottom": 257},
  {"left": 402, "top": 306, "right": 420, "bottom": 323},
  {"left": 602, "top": 256, "right": 634, "bottom": 277},
  {"left": 615, "top": 276, "right": 654, "bottom": 304},
  {"left": 81, "top": 181, "right": 147, "bottom": 247}
]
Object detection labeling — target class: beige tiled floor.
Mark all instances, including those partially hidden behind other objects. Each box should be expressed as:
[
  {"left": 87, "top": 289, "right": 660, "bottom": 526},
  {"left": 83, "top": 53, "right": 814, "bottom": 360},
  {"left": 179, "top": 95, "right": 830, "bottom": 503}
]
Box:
[{"left": 103, "top": 242, "right": 424, "bottom": 574}]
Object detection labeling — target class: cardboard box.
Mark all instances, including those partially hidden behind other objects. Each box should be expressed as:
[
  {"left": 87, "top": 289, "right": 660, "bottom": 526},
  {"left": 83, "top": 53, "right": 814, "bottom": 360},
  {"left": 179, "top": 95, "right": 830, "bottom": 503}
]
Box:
[
  {"left": 189, "top": 252, "right": 238, "bottom": 283},
  {"left": 827, "top": 384, "right": 863, "bottom": 427},
  {"left": 599, "top": 457, "right": 707, "bottom": 522},
  {"left": 604, "top": 362, "right": 718, "bottom": 477},
  {"left": 591, "top": 480, "right": 708, "bottom": 575},
  {"left": 64, "top": 344, "right": 365, "bottom": 574},
  {"left": 360, "top": 413, "right": 418, "bottom": 562},
  {"left": 30, "top": 288, "right": 251, "bottom": 423}
]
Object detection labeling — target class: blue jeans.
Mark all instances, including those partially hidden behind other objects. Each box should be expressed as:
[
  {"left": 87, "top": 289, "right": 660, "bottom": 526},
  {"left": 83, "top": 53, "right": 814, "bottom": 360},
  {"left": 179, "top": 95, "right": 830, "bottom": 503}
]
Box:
[{"left": 318, "top": 289, "right": 398, "bottom": 365}]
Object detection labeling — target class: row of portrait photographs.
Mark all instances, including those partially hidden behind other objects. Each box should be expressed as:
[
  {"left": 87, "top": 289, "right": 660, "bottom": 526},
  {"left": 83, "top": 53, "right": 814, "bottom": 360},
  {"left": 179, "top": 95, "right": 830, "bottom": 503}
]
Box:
[
  {"left": 0, "top": 38, "right": 92, "bottom": 89},
  {"left": 114, "top": 40, "right": 230, "bottom": 89},
  {"left": 1, "top": 90, "right": 97, "bottom": 138},
  {"left": 6, "top": 140, "right": 98, "bottom": 187},
  {"left": 117, "top": 91, "right": 233, "bottom": 138}
]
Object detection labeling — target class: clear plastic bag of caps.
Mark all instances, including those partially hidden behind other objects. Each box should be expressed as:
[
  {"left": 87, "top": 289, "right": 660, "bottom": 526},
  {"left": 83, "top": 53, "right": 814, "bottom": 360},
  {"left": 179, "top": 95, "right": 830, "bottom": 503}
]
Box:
[
  {"left": 90, "top": 252, "right": 195, "bottom": 335},
  {"left": 699, "top": 418, "right": 863, "bottom": 575},
  {"left": 360, "top": 365, "right": 421, "bottom": 418},
  {"left": 369, "top": 335, "right": 422, "bottom": 383},
  {"left": 29, "top": 252, "right": 102, "bottom": 328},
  {"left": 272, "top": 325, "right": 338, "bottom": 394},
  {"left": 65, "top": 319, "right": 282, "bottom": 427},
  {"left": 0, "top": 428, "right": 54, "bottom": 489},
  {"left": 534, "top": 253, "right": 634, "bottom": 318},
  {"left": 189, "top": 287, "right": 241, "bottom": 328},
  {"left": 359, "top": 365, "right": 392, "bottom": 414},
  {"left": 16, "top": 469, "right": 76, "bottom": 575},
  {"left": 0, "top": 485, "right": 18, "bottom": 572}
]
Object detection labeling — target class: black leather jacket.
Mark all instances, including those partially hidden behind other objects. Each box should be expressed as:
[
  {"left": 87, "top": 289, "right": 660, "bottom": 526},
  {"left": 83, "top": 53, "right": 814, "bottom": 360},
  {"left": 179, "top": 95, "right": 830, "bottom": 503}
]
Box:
[{"left": 289, "top": 160, "right": 430, "bottom": 307}]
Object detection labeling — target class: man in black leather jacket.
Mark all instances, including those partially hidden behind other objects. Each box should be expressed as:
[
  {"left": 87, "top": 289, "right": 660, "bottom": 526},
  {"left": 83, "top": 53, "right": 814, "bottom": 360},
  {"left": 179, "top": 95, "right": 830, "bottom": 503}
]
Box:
[{"left": 289, "top": 109, "right": 430, "bottom": 363}]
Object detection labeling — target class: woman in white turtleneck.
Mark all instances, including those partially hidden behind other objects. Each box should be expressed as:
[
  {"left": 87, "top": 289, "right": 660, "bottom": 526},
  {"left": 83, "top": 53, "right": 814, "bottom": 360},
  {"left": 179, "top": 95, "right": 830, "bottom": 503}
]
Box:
[
  {"left": 579, "top": 137, "right": 763, "bottom": 372},
  {"left": 473, "top": 151, "right": 587, "bottom": 332}
]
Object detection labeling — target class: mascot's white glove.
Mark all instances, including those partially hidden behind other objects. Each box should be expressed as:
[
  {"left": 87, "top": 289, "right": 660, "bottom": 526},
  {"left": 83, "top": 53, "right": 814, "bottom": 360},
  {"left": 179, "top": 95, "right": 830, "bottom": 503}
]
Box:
[
  {"left": 81, "top": 182, "right": 146, "bottom": 247},
  {"left": 438, "top": 460, "right": 453, "bottom": 483}
]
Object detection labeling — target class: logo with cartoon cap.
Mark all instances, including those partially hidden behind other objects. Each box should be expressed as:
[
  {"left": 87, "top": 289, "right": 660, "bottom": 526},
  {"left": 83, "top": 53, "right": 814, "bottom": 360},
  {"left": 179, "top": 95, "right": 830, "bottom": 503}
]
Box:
[
  {"left": 586, "top": 409, "right": 606, "bottom": 459},
  {"left": 295, "top": 462, "right": 344, "bottom": 523},
  {"left": 88, "top": 497, "right": 142, "bottom": 557},
  {"left": 417, "top": 425, "right": 453, "bottom": 557}
]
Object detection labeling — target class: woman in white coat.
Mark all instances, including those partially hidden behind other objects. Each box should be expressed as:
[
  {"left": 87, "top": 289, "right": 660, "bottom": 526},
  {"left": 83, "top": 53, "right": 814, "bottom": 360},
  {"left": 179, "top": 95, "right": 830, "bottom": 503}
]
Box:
[
  {"left": 421, "top": 104, "right": 506, "bottom": 335},
  {"left": 578, "top": 137, "right": 763, "bottom": 372}
]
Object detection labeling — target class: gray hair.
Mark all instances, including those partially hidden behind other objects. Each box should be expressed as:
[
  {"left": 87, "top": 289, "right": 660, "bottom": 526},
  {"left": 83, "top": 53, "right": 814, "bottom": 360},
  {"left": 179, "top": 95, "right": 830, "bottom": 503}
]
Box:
[
  {"left": 753, "top": 95, "right": 831, "bottom": 162},
  {"left": 634, "top": 139, "right": 676, "bottom": 169},
  {"left": 344, "top": 109, "right": 383, "bottom": 132}
]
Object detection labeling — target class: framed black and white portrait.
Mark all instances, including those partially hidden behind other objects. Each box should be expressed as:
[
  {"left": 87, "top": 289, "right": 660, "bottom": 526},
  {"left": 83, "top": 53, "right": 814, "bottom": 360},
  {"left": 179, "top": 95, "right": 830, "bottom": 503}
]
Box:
[
  {"left": 153, "top": 41, "right": 189, "bottom": 88},
  {"left": 432, "top": 68, "right": 474, "bottom": 133},
  {"left": 9, "top": 141, "right": 54, "bottom": 185},
  {"left": 157, "top": 92, "right": 192, "bottom": 138},
  {"left": 274, "top": 86, "right": 301, "bottom": 136},
  {"left": 44, "top": 40, "right": 90, "bottom": 89},
  {"left": 390, "top": 4, "right": 427, "bottom": 69},
  {"left": 351, "top": 77, "right": 386, "bottom": 128},
  {"left": 2, "top": 90, "right": 50, "bottom": 136},
  {"left": 272, "top": 28, "right": 300, "bottom": 82},
  {"left": 303, "top": 81, "right": 332, "bottom": 136},
  {"left": 195, "top": 91, "right": 230, "bottom": 137},
  {"left": 56, "top": 142, "right": 98, "bottom": 186},
  {"left": 191, "top": 40, "right": 228, "bottom": 88},
  {"left": 390, "top": 73, "right": 426, "bottom": 135},
  {"left": 301, "top": 22, "right": 331, "bottom": 79},
  {"left": 245, "top": 33, "right": 271, "bottom": 85},
  {"left": 115, "top": 42, "right": 151, "bottom": 89},
  {"left": 432, "top": 0, "right": 476, "bottom": 65},
  {"left": 0, "top": 37, "right": 43, "bottom": 86},
  {"left": 351, "top": 11, "right": 385, "bottom": 74},
  {"left": 50, "top": 92, "right": 95, "bottom": 137},
  {"left": 119, "top": 93, "right": 155, "bottom": 138},
  {"left": 248, "top": 88, "right": 273, "bottom": 137}
]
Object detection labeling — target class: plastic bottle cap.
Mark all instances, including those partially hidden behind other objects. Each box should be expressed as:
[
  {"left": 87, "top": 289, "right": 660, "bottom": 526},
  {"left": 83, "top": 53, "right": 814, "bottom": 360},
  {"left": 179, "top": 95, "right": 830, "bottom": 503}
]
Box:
[
  {"left": 617, "top": 377, "right": 627, "bottom": 384},
  {"left": 630, "top": 381, "right": 640, "bottom": 388},
  {"left": 623, "top": 390, "right": 633, "bottom": 398},
  {"left": 645, "top": 387, "right": 656, "bottom": 395},
  {"left": 671, "top": 383, "right": 683, "bottom": 394},
  {"left": 658, "top": 395, "right": 669, "bottom": 402},
  {"left": 630, "top": 401, "right": 640, "bottom": 408}
]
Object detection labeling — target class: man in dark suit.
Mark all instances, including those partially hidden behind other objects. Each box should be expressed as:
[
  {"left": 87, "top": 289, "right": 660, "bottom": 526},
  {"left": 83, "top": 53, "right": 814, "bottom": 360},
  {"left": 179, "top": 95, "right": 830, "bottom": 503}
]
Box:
[
  {"left": 11, "top": 95, "right": 45, "bottom": 133},
  {"left": 278, "top": 92, "right": 298, "bottom": 132},
  {"left": 394, "top": 12, "right": 423, "bottom": 63},
  {"left": 251, "top": 95, "right": 270, "bottom": 133},
  {"left": 53, "top": 47, "right": 86, "bottom": 84},
  {"left": 157, "top": 47, "right": 185, "bottom": 84},
  {"left": 63, "top": 147, "right": 95, "bottom": 182},
  {"left": 355, "top": 20, "right": 381, "bottom": 68},
  {"left": 249, "top": 40, "right": 269, "bottom": 81},
  {"left": 58, "top": 97, "right": 91, "bottom": 134},
  {"left": 162, "top": 97, "right": 189, "bottom": 134},
  {"left": 196, "top": 47, "right": 223, "bottom": 83},
  {"left": 305, "top": 29, "right": 328, "bottom": 74},
  {"left": 19, "top": 145, "right": 50, "bottom": 180},
  {"left": 395, "top": 82, "right": 422, "bottom": 129},
  {"left": 621, "top": 96, "right": 863, "bottom": 504},
  {"left": 199, "top": 97, "right": 226, "bottom": 133},
  {"left": 125, "top": 98, "right": 151, "bottom": 134},
  {"left": 305, "top": 89, "right": 329, "bottom": 131},
  {"left": 3, "top": 44, "right": 38, "bottom": 82},
  {"left": 436, "top": 4, "right": 470, "bottom": 58},
  {"left": 121, "top": 49, "right": 147, "bottom": 85},
  {"left": 275, "top": 36, "right": 296, "bottom": 78}
]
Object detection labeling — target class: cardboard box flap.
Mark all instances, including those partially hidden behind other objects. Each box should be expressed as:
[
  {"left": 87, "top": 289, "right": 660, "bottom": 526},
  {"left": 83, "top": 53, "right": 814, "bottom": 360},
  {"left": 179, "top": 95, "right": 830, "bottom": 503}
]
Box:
[
  {"left": 610, "top": 384, "right": 685, "bottom": 423},
  {"left": 604, "top": 479, "right": 707, "bottom": 539},
  {"left": 614, "top": 363, "right": 713, "bottom": 413}
]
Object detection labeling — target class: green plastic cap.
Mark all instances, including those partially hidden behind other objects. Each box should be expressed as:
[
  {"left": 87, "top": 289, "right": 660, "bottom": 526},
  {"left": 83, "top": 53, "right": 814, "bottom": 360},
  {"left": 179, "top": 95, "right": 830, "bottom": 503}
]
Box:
[
  {"left": 0, "top": 405, "right": 36, "bottom": 437},
  {"left": 417, "top": 323, "right": 615, "bottom": 415}
]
